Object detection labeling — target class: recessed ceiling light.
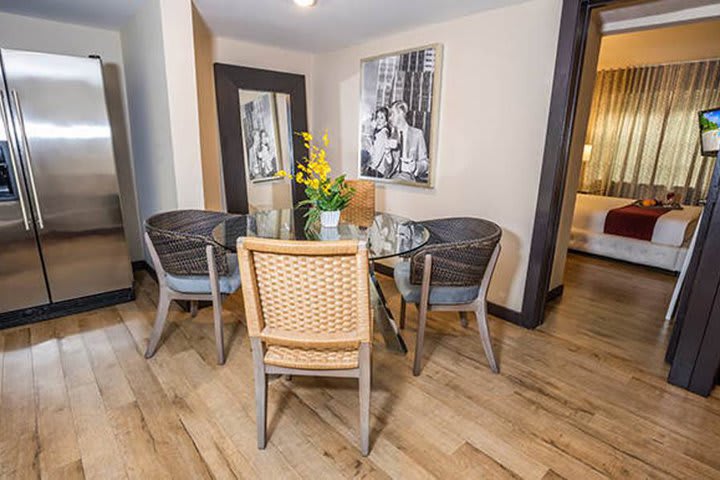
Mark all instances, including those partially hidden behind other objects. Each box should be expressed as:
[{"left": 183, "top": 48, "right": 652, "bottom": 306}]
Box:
[{"left": 294, "top": 0, "right": 317, "bottom": 7}]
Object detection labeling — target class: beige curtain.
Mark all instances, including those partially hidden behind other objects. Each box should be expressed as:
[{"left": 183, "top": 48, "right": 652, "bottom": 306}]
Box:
[{"left": 581, "top": 60, "right": 720, "bottom": 205}]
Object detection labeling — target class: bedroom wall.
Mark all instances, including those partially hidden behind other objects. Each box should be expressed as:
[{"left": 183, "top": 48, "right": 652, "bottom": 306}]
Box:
[
  {"left": 598, "top": 18, "right": 720, "bottom": 70},
  {"left": 312, "top": 0, "right": 562, "bottom": 312},
  {"left": 0, "top": 12, "right": 142, "bottom": 260}
]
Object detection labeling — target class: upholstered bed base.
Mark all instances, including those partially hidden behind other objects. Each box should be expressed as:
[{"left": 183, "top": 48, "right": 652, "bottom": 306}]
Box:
[{"left": 569, "top": 228, "right": 687, "bottom": 272}]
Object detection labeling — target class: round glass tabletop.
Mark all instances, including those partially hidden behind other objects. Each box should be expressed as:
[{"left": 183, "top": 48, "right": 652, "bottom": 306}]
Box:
[{"left": 212, "top": 209, "right": 430, "bottom": 260}]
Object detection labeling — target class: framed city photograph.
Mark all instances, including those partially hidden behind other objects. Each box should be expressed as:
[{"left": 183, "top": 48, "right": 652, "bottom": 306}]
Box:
[
  {"left": 358, "top": 44, "right": 443, "bottom": 188},
  {"left": 239, "top": 91, "right": 283, "bottom": 183}
]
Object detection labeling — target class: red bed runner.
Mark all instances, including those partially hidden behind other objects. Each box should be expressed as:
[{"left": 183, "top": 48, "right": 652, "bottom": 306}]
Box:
[{"left": 604, "top": 205, "right": 672, "bottom": 241}]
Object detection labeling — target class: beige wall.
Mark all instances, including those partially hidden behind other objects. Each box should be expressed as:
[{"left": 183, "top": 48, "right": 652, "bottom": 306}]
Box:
[
  {"left": 312, "top": 0, "right": 562, "bottom": 311},
  {"left": 549, "top": 14, "right": 602, "bottom": 291},
  {"left": 598, "top": 19, "right": 720, "bottom": 70},
  {"left": 121, "top": 0, "right": 178, "bottom": 255},
  {"left": 122, "top": 0, "right": 205, "bottom": 263},
  {"left": 192, "top": 28, "right": 316, "bottom": 211},
  {"left": 0, "top": 11, "right": 142, "bottom": 260},
  {"left": 159, "top": 0, "right": 205, "bottom": 210},
  {"left": 192, "top": 6, "right": 223, "bottom": 211}
]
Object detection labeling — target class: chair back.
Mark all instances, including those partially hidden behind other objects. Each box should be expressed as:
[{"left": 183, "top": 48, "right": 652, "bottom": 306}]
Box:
[
  {"left": 410, "top": 217, "right": 502, "bottom": 286},
  {"left": 145, "top": 210, "right": 232, "bottom": 276},
  {"left": 237, "top": 238, "right": 372, "bottom": 354},
  {"left": 341, "top": 180, "right": 375, "bottom": 227}
]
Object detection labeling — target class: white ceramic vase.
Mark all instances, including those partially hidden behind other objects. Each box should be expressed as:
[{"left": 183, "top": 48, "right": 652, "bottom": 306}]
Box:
[{"left": 320, "top": 210, "right": 341, "bottom": 228}]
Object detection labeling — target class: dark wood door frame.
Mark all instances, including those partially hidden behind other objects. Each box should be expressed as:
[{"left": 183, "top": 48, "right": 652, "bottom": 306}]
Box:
[
  {"left": 524, "top": 0, "right": 720, "bottom": 396},
  {"left": 214, "top": 64, "right": 308, "bottom": 214}
]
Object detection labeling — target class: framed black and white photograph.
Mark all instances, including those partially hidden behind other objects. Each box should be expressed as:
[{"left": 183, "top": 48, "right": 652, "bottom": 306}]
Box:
[
  {"left": 358, "top": 44, "right": 442, "bottom": 188},
  {"left": 239, "top": 91, "right": 283, "bottom": 183}
]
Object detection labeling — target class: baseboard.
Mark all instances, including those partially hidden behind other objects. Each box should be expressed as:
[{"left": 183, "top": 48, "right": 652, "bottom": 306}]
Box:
[
  {"left": 132, "top": 260, "right": 157, "bottom": 282},
  {"left": 547, "top": 284, "right": 564, "bottom": 302},
  {"left": 372, "top": 262, "right": 524, "bottom": 325},
  {"left": 373, "top": 262, "right": 395, "bottom": 277},
  {"left": 487, "top": 302, "right": 524, "bottom": 325},
  {"left": 0, "top": 288, "right": 135, "bottom": 330}
]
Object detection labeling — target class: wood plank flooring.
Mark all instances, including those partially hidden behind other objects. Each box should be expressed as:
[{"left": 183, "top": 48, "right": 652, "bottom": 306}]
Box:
[{"left": 1, "top": 252, "right": 719, "bottom": 479}]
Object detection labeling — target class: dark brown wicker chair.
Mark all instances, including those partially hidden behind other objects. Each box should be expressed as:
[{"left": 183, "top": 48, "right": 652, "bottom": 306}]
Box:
[
  {"left": 144, "top": 210, "right": 241, "bottom": 364},
  {"left": 393, "top": 217, "right": 502, "bottom": 375}
]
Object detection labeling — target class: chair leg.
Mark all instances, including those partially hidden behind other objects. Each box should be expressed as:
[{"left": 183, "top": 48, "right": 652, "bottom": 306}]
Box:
[
  {"left": 475, "top": 301, "right": 499, "bottom": 373},
  {"left": 190, "top": 300, "right": 199, "bottom": 318},
  {"left": 359, "top": 343, "right": 371, "bottom": 456},
  {"left": 208, "top": 245, "right": 225, "bottom": 365},
  {"left": 145, "top": 289, "right": 171, "bottom": 358},
  {"left": 399, "top": 298, "right": 406, "bottom": 329},
  {"left": 413, "top": 255, "right": 432, "bottom": 376},
  {"left": 459, "top": 311, "right": 468, "bottom": 328},
  {"left": 251, "top": 337, "right": 268, "bottom": 449},
  {"left": 212, "top": 297, "right": 225, "bottom": 365},
  {"left": 413, "top": 301, "right": 429, "bottom": 376}
]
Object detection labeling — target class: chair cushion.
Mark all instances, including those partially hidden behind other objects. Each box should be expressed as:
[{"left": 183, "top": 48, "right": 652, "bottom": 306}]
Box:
[
  {"left": 165, "top": 254, "right": 241, "bottom": 294},
  {"left": 394, "top": 261, "right": 479, "bottom": 305},
  {"left": 264, "top": 345, "right": 359, "bottom": 370}
]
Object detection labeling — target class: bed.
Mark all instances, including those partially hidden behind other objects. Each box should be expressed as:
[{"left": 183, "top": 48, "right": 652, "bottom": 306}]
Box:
[{"left": 569, "top": 194, "right": 703, "bottom": 272}]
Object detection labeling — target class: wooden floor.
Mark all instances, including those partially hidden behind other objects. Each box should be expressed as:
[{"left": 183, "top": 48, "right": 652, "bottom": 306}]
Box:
[{"left": 2, "top": 253, "right": 720, "bottom": 479}]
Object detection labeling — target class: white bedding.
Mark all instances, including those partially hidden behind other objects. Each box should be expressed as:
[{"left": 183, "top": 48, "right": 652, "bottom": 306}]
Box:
[{"left": 572, "top": 194, "right": 702, "bottom": 247}]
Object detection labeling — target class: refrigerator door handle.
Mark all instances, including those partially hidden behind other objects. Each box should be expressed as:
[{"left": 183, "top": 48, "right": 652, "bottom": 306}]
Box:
[
  {"left": 11, "top": 89, "right": 43, "bottom": 229},
  {"left": 0, "top": 89, "right": 30, "bottom": 230}
]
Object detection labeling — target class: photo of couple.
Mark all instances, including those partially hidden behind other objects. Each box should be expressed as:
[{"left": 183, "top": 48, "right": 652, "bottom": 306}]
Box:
[
  {"left": 240, "top": 92, "right": 282, "bottom": 183},
  {"left": 359, "top": 45, "right": 442, "bottom": 187},
  {"left": 362, "top": 101, "right": 429, "bottom": 183}
]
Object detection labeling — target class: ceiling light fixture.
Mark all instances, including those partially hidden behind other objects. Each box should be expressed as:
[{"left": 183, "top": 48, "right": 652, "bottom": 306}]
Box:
[{"left": 294, "top": 0, "right": 317, "bottom": 7}]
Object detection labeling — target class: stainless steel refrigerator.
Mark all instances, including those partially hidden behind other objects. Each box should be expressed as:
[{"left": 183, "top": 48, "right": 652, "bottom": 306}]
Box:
[{"left": 0, "top": 48, "right": 133, "bottom": 327}]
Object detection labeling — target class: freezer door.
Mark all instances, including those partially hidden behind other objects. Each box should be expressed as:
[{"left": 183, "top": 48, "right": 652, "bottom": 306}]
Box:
[
  {"left": 0, "top": 85, "right": 49, "bottom": 313},
  {"left": 2, "top": 49, "right": 132, "bottom": 302}
]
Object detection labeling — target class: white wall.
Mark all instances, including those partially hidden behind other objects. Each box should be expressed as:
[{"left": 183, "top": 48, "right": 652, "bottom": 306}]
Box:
[
  {"left": 0, "top": 11, "right": 142, "bottom": 260},
  {"left": 312, "top": 0, "right": 561, "bottom": 311}
]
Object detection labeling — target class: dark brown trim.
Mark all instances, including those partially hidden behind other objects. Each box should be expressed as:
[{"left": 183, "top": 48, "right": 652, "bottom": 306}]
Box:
[
  {"left": 213, "top": 64, "right": 309, "bottom": 214},
  {"left": 668, "top": 153, "right": 720, "bottom": 396},
  {"left": 546, "top": 284, "right": 564, "bottom": 302},
  {"left": 373, "top": 262, "right": 395, "bottom": 278},
  {"left": 487, "top": 303, "right": 524, "bottom": 325}
]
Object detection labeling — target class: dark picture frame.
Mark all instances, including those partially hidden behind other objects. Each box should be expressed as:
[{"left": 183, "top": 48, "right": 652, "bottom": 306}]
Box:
[{"left": 214, "top": 64, "right": 309, "bottom": 214}]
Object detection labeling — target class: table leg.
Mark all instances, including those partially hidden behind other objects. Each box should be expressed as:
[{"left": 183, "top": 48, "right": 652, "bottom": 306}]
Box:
[{"left": 369, "top": 264, "right": 408, "bottom": 354}]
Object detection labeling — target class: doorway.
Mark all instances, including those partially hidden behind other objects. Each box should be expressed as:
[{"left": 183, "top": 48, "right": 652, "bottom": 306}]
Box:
[{"left": 524, "top": 0, "right": 720, "bottom": 396}]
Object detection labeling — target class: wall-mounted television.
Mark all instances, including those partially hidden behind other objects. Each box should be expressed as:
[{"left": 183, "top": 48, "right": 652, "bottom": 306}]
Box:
[{"left": 699, "top": 107, "right": 720, "bottom": 157}]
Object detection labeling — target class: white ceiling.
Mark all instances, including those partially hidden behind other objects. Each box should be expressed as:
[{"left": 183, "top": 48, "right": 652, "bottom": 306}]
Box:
[
  {"left": 193, "top": 0, "right": 527, "bottom": 52},
  {"left": 0, "top": 0, "right": 527, "bottom": 53},
  {"left": 0, "top": 0, "right": 147, "bottom": 30}
]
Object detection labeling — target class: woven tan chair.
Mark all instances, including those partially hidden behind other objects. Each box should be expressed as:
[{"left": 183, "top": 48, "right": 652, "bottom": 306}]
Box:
[
  {"left": 237, "top": 237, "right": 373, "bottom": 456},
  {"left": 341, "top": 179, "right": 375, "bottom": 227}
]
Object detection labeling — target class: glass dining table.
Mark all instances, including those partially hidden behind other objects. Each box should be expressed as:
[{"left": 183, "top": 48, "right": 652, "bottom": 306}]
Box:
[{"left": 212, "top": 208, "right": 430, "bottom": 354}]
